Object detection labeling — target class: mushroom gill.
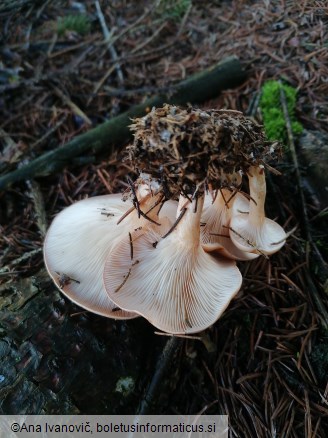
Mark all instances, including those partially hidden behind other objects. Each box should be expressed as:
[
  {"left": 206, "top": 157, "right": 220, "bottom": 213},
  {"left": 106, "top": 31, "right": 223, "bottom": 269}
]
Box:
[
  {"left": 201, "top": 189, "right": 259, "bottom": 260},
  {"left": 103, "top": 196, "right": 242, "bottom": 334}
]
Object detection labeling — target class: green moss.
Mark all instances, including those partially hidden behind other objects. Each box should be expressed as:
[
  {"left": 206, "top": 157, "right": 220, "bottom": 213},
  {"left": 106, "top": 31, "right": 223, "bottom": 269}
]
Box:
[
  {"left": 158, "top": 0, "right": 192, "bottom": 22},
  {"left": 260, "top": 80, "right": 303, "bottom": 144},
  {"left": 57, "top": 15, "right": 91, "bottom": 36}
]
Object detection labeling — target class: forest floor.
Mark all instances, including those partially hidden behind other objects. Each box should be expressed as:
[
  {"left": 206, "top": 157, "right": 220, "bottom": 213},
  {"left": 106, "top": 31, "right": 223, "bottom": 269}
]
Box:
[{"left": 0, "top": 1, "right": 328, "bottom": 437}]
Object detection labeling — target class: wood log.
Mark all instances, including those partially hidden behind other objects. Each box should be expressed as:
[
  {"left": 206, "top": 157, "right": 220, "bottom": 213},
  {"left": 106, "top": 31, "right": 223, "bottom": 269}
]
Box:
[
  {"left": 0, "top": 56, "right": 246, "bottom": 191},
  {"left": 0, "top": 271, "right": 154, "bottom": 414}
]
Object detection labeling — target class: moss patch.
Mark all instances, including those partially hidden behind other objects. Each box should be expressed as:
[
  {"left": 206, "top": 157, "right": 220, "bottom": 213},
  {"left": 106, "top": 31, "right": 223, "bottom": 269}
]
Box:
[
  {"left": 260, "top": 80, "right": 303, "bottom": 144},
  {"left": 57, "top": 15, "right": 91, "bottom": 37},
  {"left": 158, "top": 0, "right": 192, "bottom": 22}
]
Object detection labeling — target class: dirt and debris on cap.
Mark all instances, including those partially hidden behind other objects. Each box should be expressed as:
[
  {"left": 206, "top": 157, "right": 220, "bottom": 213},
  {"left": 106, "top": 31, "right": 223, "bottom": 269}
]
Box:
[{"left": 127, "top": 104, "right": 282, "bottom": 197}]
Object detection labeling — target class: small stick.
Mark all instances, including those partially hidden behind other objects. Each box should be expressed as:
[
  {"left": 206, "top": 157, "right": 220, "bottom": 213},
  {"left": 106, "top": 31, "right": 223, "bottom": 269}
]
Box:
[
  {"left": 127, "top": 176, "right": 141, "bottom": 218},
  {"left": 138, "top": 209, "right": 161, "bottom": 226},
  {"left": 52, "top": 86, "right": 92, "bottom": 126},
  {"left": 155, "top": 332, "right": 202, "bottom": 341},
  {"left": 30, "top": 117, "right": 66, "bottom": 150},
  {"left": 95, "top": 0, "right": 124, "bottom": 86},
  {"left": 220, "top": 188, "right": 229, "bottom": 208},
  {"left": 279, "top": 82, "right": 309, "bottom": 237},
  {"left": 126, "top": 178, "right": 160, "bottom": 224},
  {"left": 0, "top": 248, "right": 42, "bottom": 274},
  {"left": 114, "top": 268, "right": 131, "bottom": 293},
  {"left": 226, "top": 226, "right": 269, "bottom": 259},
  {"left": 131, "top": 22, "right": 167, "bottom": 54},
  {"left": 162, "top": 207, "right": 187, "bottom": 239},
  {"left": 26, "top": 178, "right": 48, "bottom": 238},
  {"left": 144, "top": 194, "right": 165, "bottom": 215},
  {"left": 209, "top": 233, "right": 230, "bottom": 238},
  {"left": 117, "top": 205, "right": 134, "bottom": 225},
  {"left": 136, "top": 336, "right": 182, "bottom": 415},
  {"left": 129, "top": 232, "right": 133, "bottom": 260},
  {"left": 226, "top": 188, "right": 239, "bottom": 205}
]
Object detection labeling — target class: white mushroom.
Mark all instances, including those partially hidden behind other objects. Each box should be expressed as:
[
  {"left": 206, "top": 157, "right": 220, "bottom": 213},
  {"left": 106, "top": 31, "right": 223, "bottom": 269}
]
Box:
[
  {"left": 229, "top": 166, "right": 287, "bottom": 255},
  {"left": 44, "top": 191, "right": 176, "bottom": 319},
  {"left": 201, "top": 189, "right": 259, "bottom": 260},
  {"left": 103, "top": 195, "right": 242, "bottom": 334}
]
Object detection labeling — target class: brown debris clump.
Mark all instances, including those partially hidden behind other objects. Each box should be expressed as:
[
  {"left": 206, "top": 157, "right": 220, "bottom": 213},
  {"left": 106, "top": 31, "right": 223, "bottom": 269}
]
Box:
[{"left": 128, "top": 105, "right": 281, "bottom": 196}]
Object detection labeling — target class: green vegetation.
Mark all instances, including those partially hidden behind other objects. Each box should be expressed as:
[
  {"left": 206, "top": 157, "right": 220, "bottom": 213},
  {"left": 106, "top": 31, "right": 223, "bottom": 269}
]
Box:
[
  {"left": 158, "top": 0, "right": 192, "bottom": 22},
  {"left": 57, "top": 14, "right": 91, "bottom": 36},
  {"left": 260, "top": 80, "right": 303, "bottom": 144}
]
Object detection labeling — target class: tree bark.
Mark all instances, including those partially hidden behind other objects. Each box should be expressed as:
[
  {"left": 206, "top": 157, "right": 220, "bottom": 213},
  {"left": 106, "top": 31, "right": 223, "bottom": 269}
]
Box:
[{"left": 0, "top": 56, "right": 246, "bottom": 191}]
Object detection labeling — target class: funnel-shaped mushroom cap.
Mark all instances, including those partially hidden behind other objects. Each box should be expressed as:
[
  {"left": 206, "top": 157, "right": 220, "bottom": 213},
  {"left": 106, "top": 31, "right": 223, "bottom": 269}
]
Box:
[
  {"left": 201, "top": 190, "right": 259, "bottom": 260},
  {"left": 44, "top": 193, "right": 177, "bottom": 319},
  {"left": 229, "top": 166, "right": 287, "bottom": 255},
  {"left": 104, "top": 196, "right": 242, "bottom": 334}
]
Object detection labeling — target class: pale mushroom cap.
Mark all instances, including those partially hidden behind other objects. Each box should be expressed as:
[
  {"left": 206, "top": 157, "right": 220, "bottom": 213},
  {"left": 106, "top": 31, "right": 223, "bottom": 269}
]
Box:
[
  {"left": 44, "top": 194, "right": 177, "bottom": 319},
  {"left": 44, "top": 194, "right": 136, "bottom": 318},
  {"left": 201, "top": 191, "right": 259, "bottom": 261},
  {"left": 104, "top": 197, "right": 242, "bottom": 334},
  {"left": 229, "top": 214, "right": 287, "bottom": 255}
]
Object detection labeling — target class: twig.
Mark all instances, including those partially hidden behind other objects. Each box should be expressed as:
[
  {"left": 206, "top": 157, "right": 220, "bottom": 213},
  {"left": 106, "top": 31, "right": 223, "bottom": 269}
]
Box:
[
  {"left": 87, "top": 64, "right": 117, "bottom": 106},
  {"left": 52, "top": 86, "right": 92, "bottom": 126},
  {"left": 136, "top": 336, "right": 181, "bottom": 415},
  {"left": 162, "top": 207, "right": 187, "bottom": 239},
  {"left": 30, "top": 116, "right": 66, "bottom": 150},
  {"left": 0, "top": 57, "right": 246, "bottom": 190},
  {"left": 131, "top": 22, "right": 167, "bottom": 54},
  {"left": 109, "top": 0, "right": 163, "bottom": 47},
  {"left": 26, "top": 178, "right": 47, "bottom": 238},
  {"left": 279, "top": 82, "right": 309, "bottom": 239},
  {"left": 94, "top": 0, "right": 124, "bottom": 86},
  {"left": 0, "top": 248, "right": 42, "bottom": 274}
]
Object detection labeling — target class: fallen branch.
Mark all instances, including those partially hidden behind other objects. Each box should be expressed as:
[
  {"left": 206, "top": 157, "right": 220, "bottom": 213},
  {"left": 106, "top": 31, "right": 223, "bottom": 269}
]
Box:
[
  {"left": 95, "top": 0, "right": 124, "bottom": 86},
  {"left": 0, "top": 56, "right": 246, "bottom": 191},
  {"left": 137, "top": 336, "right": 181, "bottom": 415},
  {"left": 279, "top": 82, "right": 309, "bottom": 239}
]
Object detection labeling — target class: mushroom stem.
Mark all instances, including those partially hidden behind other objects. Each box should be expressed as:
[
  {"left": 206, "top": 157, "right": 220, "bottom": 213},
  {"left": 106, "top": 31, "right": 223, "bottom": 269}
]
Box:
[
  {"left": 229, "top": 166, "right": 287, "bottom": 255},
  {"left": 248, "top": 166, "right": 266, "bottom": 226},
  {"left": 175, "top": 194, "right": 204, "bottom": 247}
]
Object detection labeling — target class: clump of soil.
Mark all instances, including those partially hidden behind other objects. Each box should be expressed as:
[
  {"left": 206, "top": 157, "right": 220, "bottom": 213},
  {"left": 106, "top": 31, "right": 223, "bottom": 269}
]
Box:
[{"left": 128, "top": 104, "right": 281, "bottom": 196}]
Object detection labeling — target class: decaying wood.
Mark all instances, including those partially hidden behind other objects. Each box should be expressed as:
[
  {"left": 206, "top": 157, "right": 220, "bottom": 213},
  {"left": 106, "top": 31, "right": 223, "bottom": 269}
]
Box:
[
  {"left": 0, "top": 271, "right": 146, "bottom": 414},
  {"left": 0, "top": 56, "right": 246, "bottom": 191}
]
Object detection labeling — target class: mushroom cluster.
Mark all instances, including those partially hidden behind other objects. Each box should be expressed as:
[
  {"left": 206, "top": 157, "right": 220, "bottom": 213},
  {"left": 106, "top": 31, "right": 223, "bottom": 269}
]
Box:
[{"left": 44, "top": 105, "right": 287, "bottom": 334}]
